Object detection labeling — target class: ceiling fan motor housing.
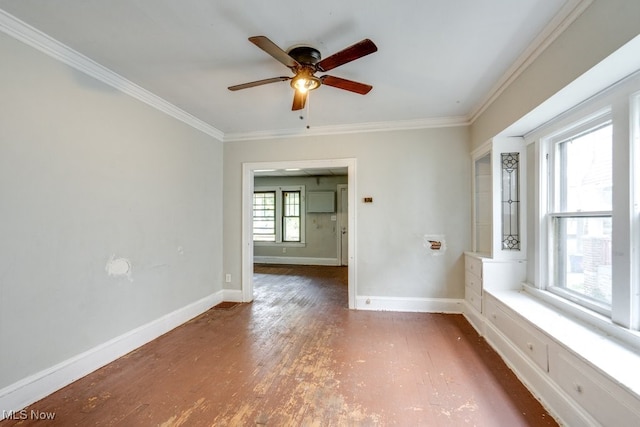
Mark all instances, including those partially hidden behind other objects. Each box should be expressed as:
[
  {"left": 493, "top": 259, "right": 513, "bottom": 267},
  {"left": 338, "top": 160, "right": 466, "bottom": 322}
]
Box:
[{"left": 287, "top": 46, "right": 322, "bottom": 66}]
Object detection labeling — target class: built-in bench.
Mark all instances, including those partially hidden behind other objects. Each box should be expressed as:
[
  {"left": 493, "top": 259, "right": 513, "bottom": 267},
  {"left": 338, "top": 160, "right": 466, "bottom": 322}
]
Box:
[{"left": 473, "top": 289, "right": 640, "bottom": 426}]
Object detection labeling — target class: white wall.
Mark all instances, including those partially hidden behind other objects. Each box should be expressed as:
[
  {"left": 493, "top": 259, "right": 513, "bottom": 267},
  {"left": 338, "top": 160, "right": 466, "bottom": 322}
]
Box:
[
  {"left": 223, "top": 127, "right": 470, "bottom": 300},
  {"left": 0, "top": 32, "right": 223, "bottom": 390}
]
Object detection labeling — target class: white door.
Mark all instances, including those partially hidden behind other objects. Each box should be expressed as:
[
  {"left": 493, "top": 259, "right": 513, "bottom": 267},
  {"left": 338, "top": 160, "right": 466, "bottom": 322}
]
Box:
[{"left": 337, "top": 184, "right": 348, "bottom": 266}]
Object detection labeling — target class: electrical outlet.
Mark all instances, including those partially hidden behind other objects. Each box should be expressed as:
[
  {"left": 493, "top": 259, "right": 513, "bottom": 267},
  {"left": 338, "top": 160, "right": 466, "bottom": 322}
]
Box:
[
  {"left": 282, "top": 247, "right": 287, "bottom": 253},
  {"left": 225, "top": 274, "right": 231, "bottom": 283}
]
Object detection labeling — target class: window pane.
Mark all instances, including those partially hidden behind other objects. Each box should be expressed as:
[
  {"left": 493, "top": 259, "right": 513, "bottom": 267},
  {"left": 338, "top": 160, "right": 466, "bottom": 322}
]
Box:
[
  {"left": 557, "top": 124, "right": 612, "bottom": 212},
  {"left": 253, "top": 192, "right": 275, "bottom": 241},
  {"left": 283, "top": 191, "right": 300, "bottom": 216},
  {"left": 283, "top": 217, "right": 300, "bottom": 242},
  {"left": 283, "top": 191, "right": 301, "bottom": 242},
  {"left": 552, "top": 216, "right": 612, "bottom": 305}
]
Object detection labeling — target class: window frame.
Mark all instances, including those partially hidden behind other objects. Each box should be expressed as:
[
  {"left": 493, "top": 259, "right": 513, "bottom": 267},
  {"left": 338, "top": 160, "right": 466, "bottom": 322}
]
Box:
[
  {"left": 545, "top": 113, "right": 613, "bottom": 316},
  {"left": 253, "top": 185, "right": 306, "bottom": 246},
  {"left": 282, "top": 190, "right": 302, "bottom": 243},
  {"left": 630, "top": 90, "right": 640, "bottom": 331}
]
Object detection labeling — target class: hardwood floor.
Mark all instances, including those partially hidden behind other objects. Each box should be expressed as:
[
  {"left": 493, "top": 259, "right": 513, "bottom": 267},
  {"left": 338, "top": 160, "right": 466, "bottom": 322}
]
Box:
[{"left": 1, "top": 265, "right": 557, "bottom": 426}]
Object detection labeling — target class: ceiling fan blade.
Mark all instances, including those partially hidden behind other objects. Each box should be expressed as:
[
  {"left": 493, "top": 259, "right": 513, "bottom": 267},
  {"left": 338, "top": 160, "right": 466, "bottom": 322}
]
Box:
[
  {"left": 321, "top": 75, "right": 373, "bottom": 95},
  {"left": 292, "top": 90, "right": 308, "bottom": 111},
  {"left": 249, "top": 36, "right": 300, "bottom": 69},
  {"left": 316, "top": 39, "right": 377, "bottom": 72},
  {"left": 228, "top": 76, "right": 290, "bottom": 91}
]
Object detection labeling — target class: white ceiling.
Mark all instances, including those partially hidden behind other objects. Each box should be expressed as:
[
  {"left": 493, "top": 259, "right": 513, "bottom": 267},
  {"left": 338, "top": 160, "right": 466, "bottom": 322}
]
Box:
[{"left": 0, "top": 0, "right": 580, "bottom": 140}]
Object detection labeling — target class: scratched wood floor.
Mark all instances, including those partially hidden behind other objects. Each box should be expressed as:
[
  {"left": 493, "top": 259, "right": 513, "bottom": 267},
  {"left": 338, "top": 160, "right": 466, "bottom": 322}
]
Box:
[{"left": 1, "top": 264, "right": 558, "bottom": 426}]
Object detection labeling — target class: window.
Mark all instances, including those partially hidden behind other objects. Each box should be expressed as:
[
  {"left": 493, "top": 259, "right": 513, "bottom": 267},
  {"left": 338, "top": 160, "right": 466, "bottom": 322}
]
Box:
[
  {"left": 536, "top": 72, "right": 640, "bottom": 335},
  {"left": 282, "top": 191, "right": 301, "bottom": 242},
  {"left": 532, "top": 68, "right": 640, "bottom": 343},
  {"left": 253, "top": 191, "right": 276, "bottom": 242},
  {"left": 547, "top": 117, "right": 613, "bottom": 313},
  {"left": 252, "top": 186, "right": 305, "bottom": 244}
]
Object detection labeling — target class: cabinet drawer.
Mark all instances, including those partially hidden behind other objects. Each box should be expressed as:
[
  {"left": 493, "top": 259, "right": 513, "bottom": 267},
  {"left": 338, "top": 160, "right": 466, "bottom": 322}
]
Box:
[
  {"left": 485, "top": 298, "right": 548, "bottom": 372},
  {"left": 466, "top": 286, "right": 482, "bottom": 313},
  {"left": 465, "top": 254, "right": 483, "bottom": 278},
  {"left": 550, "top": 350, "right": 640, "bottom": 426},
  {"left": 465, "top": 271, "right": 482, "bottom": 295}
]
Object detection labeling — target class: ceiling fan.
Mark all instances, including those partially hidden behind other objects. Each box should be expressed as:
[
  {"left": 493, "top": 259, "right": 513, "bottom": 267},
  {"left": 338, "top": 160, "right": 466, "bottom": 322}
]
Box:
[{"left": 228, "top": 36, "right": 378, "bottom": 111}]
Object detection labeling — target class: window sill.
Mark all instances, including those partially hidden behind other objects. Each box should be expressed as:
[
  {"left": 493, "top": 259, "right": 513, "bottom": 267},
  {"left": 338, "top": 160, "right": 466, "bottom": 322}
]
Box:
[
  {"left": 253, "top": 242, "right": 306, "bottom": 247},
  {"left": 486, "top": 287, "right": 640, "bottom": 399},
  {"left": 522, "top": 284, "right": 640, "bottom": 352}
]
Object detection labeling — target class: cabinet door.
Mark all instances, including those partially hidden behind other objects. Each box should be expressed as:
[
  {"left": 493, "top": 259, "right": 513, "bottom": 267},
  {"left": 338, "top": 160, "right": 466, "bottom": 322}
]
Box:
[
  {"left": 466, "top": 287, "right": 482, "bottom": 313},
  {"left": 549, "top": 349, "right": 640, "bottom": 425},
  {"left": 485, "top": 297, "right": 548, "bottom": 372},
  {"left": 464, "top": 254, "right": 483, "bottom": 313},
  {"left": 464, "top": 270, "right": 482, "bottom": 295},
  {"left": 465, "top": 254, "right": 483, "bottom": 279}
]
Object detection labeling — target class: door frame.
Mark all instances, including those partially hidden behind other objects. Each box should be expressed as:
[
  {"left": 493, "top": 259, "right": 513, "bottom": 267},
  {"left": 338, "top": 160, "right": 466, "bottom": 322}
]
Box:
[
  {"left": 336, "top": 184, "right": 348, "bottom": 266},
  {"left": 241, "top": 158, "right": 357, "bottom": 308}
]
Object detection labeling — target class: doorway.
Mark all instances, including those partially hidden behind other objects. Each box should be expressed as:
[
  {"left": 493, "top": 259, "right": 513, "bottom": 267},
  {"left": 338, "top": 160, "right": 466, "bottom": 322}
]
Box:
[{"left": 241, "top": 158, "right": 357, "bottom": 308}]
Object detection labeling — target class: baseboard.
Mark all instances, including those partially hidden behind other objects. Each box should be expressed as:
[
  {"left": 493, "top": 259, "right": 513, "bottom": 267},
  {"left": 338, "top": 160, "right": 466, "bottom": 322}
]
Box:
[
  {"left": 222, "top": 289, "right": 244, "bottom": 302},
  {"left": 355, "top": 296, "right": 463, "bottom": 313},
  {"left": 482, "top": 319, "right": 597, "bottom": 427},
  {"left": 0, "top": 291, "right": 223, "bottom": 418},
  {"left": 253, "top": 256, "right": 340, "bottom": 266}
]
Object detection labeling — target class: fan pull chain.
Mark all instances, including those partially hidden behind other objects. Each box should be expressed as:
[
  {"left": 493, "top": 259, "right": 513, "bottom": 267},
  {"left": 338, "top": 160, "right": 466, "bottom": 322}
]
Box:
[
  {"left": 299, "top": 95, "right": 311, "bottom": 129},
  {"left": 305, "top": 92, "right": 311, "bottom": 129}
]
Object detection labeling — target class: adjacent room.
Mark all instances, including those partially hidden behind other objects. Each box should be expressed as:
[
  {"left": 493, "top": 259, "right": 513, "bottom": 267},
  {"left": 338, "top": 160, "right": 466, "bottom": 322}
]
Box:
[{"left": 1, "top": 1, "right": 640, "bottom": 425}]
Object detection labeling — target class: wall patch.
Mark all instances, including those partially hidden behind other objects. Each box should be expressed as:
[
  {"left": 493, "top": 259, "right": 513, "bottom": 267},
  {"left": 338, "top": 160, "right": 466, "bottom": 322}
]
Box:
[{"left": 106, "top": 255, "right": 132, "bottom": 281}]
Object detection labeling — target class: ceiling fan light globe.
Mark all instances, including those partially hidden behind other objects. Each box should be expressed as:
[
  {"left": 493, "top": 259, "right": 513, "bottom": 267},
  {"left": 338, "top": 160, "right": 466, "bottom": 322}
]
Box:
[{"left": 291, "top": 75, "right": 320, "bottom": 93}]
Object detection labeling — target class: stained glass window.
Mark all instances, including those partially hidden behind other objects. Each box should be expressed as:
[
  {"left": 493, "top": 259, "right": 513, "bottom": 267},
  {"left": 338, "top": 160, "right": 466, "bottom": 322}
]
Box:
[{"left": 501, "top": 152, "right": 520, "bottom": 250}]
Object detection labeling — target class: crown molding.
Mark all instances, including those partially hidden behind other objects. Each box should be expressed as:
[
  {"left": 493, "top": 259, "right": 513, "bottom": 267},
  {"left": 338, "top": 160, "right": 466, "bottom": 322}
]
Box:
[
  {"left": 0, "top": 9, "right": 224, "bottom": 141},
  {"left": 223, "top": 116, "right": 470, "bottom": 142},
  {"left": 468, "top": 0, "right": 594, "bottom": 124}
]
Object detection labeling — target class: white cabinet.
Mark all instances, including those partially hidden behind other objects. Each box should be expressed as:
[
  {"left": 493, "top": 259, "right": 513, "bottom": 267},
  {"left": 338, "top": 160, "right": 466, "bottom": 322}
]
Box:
[
  {"left": 464, "top": 254, "right": 483, "bottom": 313},
  {"left": 464, "top": 253, "right": 526, "bottom": 316}
]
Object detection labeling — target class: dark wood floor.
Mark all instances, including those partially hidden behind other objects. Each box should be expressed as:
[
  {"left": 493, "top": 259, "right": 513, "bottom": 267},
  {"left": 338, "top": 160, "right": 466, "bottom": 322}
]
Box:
[{"left": 1, "top": 265, "right": 558, "bottom": 426}]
